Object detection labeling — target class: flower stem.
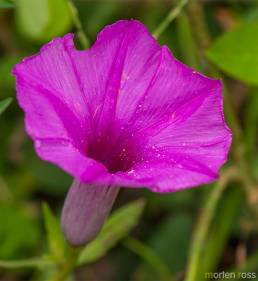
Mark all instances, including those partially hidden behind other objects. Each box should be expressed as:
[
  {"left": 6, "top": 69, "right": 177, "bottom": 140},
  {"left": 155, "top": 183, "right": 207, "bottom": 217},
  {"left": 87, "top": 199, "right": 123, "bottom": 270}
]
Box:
[
  {"left": 123, "top": 237, "right": 173, "bottom": 281},
  {"left": 67, "top": 0, "right": 90, "bottom": 49},
  {"left": 0, "top": 175, "right": 12, "bottom": 201},
  {"left": 184, "top": 1, "right": 258, "bottom": 280},
  {"left": 185, "top": 167, "right": 237, "bottom": 281},
  {"left": 48, "top": 248, "right": 80, "bottom": 281},
  {"left": 0, "top": 257, "right": 53, "bottom": 269},
  {"left": 153, "top": 0, "right": 189, "bottom": 39},
  {"left": 187, "top": 0, "right": 257, "bottom": 201},
  {"left": 176, "top": 12, "right": 200, "bottom": 70}
]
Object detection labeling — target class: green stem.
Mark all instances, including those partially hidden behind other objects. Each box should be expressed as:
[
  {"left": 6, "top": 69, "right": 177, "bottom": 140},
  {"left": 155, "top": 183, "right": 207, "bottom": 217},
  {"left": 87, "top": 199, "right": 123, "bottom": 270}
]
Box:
[
  {"left": 176, "top": 12, "right": 200, "bottom": 70},
  {"left": 186, "top": 0, "right": 241, "bottom": 140},
  {"left": 123, "top": 237, "right": 173, "bottom": 281},
  {"left": 199, "top": 185, "right": 243, "bottom": 280},
  {"left": 185, "top": 168, "right": 237, "bottom": 281},
  {"left": 186, "top": 0, "right": 210, "bottom": 60},
  {"left": 47, "top": 248, "right": 79, "bottom": 281},
  {"left": 187, "top": 0, "right": 256, "bottom": 201},
  {"left": 0, "top": 257, "right": 53, "bottom": 269},
  {"left": 153, "top": 0, "right": 189, "bottom": 39},
  {"left": 184, "top": 1, "right": 258, "bottom": 280},
  {"left": 223, "top": 87, "right": 255, "bottom": 196},
  {"left": 189, "top": 0, "right": 255, "bottom": 186},
  {"left": 0, "top": 175, "right": 12, "bottom": 201},
  {"left": 67, "top": 0, "right": 90, "bottom": 49}
]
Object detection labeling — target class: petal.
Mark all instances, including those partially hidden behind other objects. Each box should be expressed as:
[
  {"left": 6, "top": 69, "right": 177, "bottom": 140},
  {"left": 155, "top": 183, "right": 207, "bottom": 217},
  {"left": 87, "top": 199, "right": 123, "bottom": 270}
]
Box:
[
  {"left": 14, "top": 75, "right": 87, "bottom": 149},
  {"left": 13, "top": 35, "right": 87, "bottom": 116},
  {"left": 127, "top": 139, "right": 230, "bottom": 192},
  {"left": 13, "top": 20, "right": 231, "bottom": 191},
  {"left": 13, "top": 34, "right": 91, "bottom": 146},
  {"left": 121, "top": 47, "right": 226, "bottom": 134},
  {"left": 34, "top": 138, "right": 110, "bottom": 183},
  {"left": 13, "top": 20, "right": 163, "bottom": 178},
  {"left": 113, "top": 48, "right": 232, "bottom": 192},
  {"left": 64, "top": 20, "right": 161, "bottom": 150}
]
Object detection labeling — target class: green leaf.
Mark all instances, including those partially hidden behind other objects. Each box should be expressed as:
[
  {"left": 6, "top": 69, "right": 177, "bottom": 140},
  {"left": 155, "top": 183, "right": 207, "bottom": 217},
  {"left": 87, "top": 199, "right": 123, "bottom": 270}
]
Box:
[
  {"left": 123, "top": 237, "right": 172, "bottom": 281},
  {"left": 207, "top": 21, "right": 258, "bottom": 85},
  {"left": 0, "top": 203, "right": 40, "bottom": 259},
  {"left": 0, "top": 98, "right": 12, "bottom": 115},
  {"left": 147, "top": 187, "right": 195, "bottom": 211},
  {"left": 78, "top": 199, "right": 145, "bottom": 265},
  {"left": 44, "top": 0, "right": 72, "bottom": 39},
  {"left": 16, "top": 0, "right": 72, "bottom": 42},
  {"left": 149, "top": 214, "right": 193, "bottom": 274},
  {"left": 0, "top": 0, "right": 15, "bottom": 8},
  {"left": 16, "top": 0, "right": 48, "bottom": 40},
  {"left": 43, "top": 203, "right": 67, "bottom": 261}
]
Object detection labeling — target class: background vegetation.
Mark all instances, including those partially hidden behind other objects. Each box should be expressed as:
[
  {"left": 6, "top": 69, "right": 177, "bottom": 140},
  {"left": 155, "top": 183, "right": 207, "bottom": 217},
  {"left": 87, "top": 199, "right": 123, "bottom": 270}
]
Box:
[{"left": 0, "top": 0, "right": 258, "bottom": 280}]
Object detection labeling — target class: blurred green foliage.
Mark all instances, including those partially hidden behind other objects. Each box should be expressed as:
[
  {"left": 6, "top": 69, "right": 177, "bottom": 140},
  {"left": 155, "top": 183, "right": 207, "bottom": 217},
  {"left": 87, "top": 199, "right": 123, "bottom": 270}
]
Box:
[
  {"left": 0, "top": 0, "right": 14, "bottom": 9},
  {"left": 0, "top": 98, "right": 12, "bottom": 115},
  {"left": 78, "top": 199, "right": 146, "bottom": 265},
  {"left": 149, "top": 214, "right": 193, "bottom": 274},
  {"left": 0, "top": 203, "right": 40, "bottom": 259},
  {"left": 0, "top": 1, "right": 258, "bottom": 281},
  {"left": 16, "top": 0, "right": 72, "bottom": 41},
  {"left": 207, "top": 21, "right": 258, "bottom": 85}
]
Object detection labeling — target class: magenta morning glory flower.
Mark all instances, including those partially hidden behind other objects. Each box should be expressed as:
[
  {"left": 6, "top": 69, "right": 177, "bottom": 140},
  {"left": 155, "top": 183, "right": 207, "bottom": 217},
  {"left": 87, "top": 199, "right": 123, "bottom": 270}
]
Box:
[{"left": 13, "top": 20, "right": 231, "bottom": 246}]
